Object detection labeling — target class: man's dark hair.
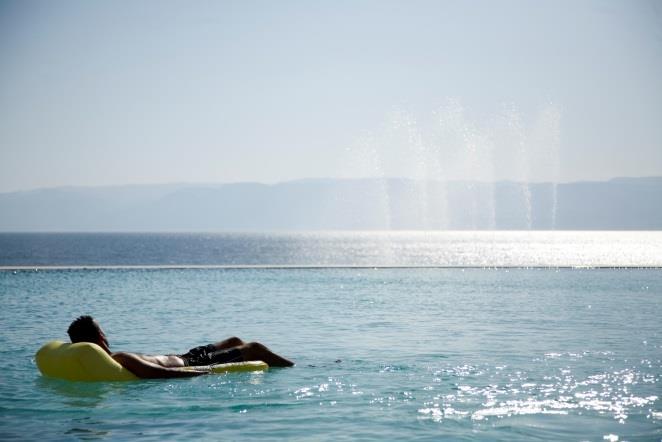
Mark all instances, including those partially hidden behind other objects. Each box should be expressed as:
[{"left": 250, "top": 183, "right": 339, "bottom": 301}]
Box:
[{"left": 67, "top": 315, "right": 101, "bottom": 343}]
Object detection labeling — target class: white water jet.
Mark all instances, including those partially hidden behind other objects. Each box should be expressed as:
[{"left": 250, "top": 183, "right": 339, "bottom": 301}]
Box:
[
  {"left": 538, "top": 104, "right": 561, "bottom": 229},
  {"left": 501, "top": 104, "right": 533, "bottom": 229},
  {"left": 462, "top": 123, "right": 496, "bottom": 230},
  {"left": 434, "top": 100, "right": 496, "bottom": 229},
  {"left": 344, "top": 133, "right": 400, "bottom": 264},
  {"left": 342, "top": 100, "right": 560, "bottom": 231},
  {"left": 424, "top": 123, "right": 450, "bottom": 230},
  {"left": 388, "top": 109, "right": 433, "bottom": 229},
  {"left": 350, "top": 133, "right": 392, "bottom": 230}
]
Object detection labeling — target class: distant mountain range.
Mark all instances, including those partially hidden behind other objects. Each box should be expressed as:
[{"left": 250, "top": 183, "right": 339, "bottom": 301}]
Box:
[{"left": 1, "top": 177, "right": 661, "bottom": 231}]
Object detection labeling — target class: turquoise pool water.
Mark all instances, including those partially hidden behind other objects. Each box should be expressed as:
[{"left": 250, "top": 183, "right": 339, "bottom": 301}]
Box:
[{"left": 1, "top": 268, "right": 660, "bottom": 440}]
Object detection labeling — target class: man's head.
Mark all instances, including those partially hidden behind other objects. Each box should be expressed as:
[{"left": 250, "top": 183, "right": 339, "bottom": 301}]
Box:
[{"left": 67, "top": 315, "right": 110, "bottom": 353}]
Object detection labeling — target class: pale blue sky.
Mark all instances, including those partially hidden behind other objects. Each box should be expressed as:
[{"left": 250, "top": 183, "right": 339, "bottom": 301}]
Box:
[{"left": 1, "top": 0, "right": 661, "bottom": 192}]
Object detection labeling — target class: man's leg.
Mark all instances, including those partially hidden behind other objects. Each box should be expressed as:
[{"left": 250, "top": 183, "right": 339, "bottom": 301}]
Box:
[
  {"left": 239, "top": 342, "right": 294, "bottom": 367},
  {"left": 178, "top": 338, "right": 245, "bottom": 366},
  {"left": 211, "top": 336, "right": 244, "bottom": 350}
]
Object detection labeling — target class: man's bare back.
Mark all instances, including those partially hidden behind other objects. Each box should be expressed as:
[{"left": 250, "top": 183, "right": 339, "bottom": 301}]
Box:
[{"left": 117, "top": 353, "right": 185, "bottom": 367}]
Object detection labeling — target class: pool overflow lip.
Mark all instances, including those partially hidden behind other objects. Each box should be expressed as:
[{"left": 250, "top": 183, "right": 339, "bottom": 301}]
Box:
[{"left": 2, "top": 264, "right": 661, "bottom": 271}]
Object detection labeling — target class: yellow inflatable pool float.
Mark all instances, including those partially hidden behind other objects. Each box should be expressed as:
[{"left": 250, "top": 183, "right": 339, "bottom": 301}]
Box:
[{"left": 36, "top": 341, "right": 268, "bottom": 382}]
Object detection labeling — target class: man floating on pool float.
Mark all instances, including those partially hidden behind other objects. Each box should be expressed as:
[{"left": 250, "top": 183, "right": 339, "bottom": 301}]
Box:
[{"left": 60, "top": 315, "right": 293, "bottom": 379}]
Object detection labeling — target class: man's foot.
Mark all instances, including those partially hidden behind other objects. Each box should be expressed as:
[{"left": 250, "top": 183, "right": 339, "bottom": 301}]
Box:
[{"left": 239, "top": 342, "right": 294, "bottom": 367}]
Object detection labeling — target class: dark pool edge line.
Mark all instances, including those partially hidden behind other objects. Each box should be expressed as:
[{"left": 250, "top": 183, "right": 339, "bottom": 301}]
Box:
[{"left": 1, "top": 264, "right": 661, "bottom": 271}]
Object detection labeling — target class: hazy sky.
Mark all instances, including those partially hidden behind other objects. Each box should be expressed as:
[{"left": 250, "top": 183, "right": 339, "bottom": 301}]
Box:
[{"left": 1, "top": 0, "right": 661, "bottom": 192}]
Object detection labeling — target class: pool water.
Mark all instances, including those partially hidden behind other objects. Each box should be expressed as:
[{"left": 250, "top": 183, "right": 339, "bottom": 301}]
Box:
[{"left": 1, "top": 267, "right": 660, "bottom": 440}]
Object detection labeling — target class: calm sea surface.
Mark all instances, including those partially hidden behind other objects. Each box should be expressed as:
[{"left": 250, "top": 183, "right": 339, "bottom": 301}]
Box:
[
  {"left": 0, "top": 232, "right": 660, "bottom": 440},
  {"left": 1, "top": 231, "right": 661, "bottom": 267}
]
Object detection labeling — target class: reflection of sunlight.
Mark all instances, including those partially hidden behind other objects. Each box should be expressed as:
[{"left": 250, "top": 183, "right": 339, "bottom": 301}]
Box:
[
  {"left": 248, "top": 371, "right": 265, "bottom": 385},
  {"left": 421, "top": 359, "right": 660, "bottom": 424}
]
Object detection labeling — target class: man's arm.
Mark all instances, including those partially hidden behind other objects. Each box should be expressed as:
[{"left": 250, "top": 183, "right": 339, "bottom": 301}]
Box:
[{"left": 112, "top": 352, "right": 209, "bottom": 379}]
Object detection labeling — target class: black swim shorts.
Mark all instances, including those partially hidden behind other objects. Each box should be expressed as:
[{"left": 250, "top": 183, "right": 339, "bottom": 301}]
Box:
[{"left": 179, "top": 344, "right": 243, "bottom": 366}]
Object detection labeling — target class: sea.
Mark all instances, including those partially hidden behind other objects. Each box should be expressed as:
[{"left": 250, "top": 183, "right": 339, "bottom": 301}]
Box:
[{"left": 0, "top": 231, "right": 660, "bottom": 441}]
